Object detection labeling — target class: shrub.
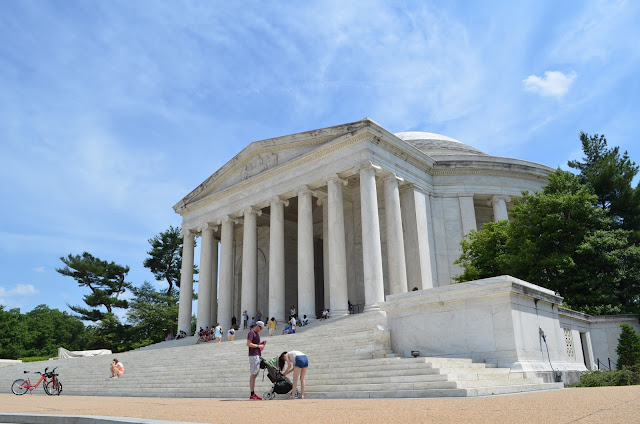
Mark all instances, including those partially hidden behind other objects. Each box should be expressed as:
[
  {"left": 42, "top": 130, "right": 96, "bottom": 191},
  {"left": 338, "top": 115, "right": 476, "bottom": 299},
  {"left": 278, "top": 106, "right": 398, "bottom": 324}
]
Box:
[
  {"left": 616, "top": 324, "right": 640, "bottom": 369},
  {"left": 18, "top": 356, "right": 54, "bottom": 363},
  {"left": 572, "top": 365, "right": 640, "bottom": 387}
]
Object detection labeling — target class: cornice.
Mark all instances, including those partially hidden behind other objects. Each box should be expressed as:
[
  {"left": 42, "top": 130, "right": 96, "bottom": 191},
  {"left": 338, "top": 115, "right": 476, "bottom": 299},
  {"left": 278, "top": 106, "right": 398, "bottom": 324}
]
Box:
[{"left": 431, "top": 167, "right": 550, "bottom": 182}]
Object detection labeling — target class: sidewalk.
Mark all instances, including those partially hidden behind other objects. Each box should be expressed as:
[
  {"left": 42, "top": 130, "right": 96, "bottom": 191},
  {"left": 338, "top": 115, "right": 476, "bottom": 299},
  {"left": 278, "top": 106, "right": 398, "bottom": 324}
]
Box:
[{"left": 1, "top": 386, "right": 639, "bottom": 424}]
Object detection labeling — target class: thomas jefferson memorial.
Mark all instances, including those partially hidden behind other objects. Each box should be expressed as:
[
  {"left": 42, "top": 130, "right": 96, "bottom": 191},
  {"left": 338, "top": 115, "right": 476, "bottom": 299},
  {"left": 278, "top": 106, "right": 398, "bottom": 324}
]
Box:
[
  {"left": 173, "top": 118, "right": 551, "bottom": 331},
  {"left": 173, "top": 118, "right": 638, "bottom": 378}
]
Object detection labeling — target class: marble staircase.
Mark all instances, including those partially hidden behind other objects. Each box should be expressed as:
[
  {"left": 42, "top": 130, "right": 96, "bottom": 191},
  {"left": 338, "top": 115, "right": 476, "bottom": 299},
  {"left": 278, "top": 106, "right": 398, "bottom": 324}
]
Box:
[{"left": 0, "top": 312, "right": 563, "bottom": 398}]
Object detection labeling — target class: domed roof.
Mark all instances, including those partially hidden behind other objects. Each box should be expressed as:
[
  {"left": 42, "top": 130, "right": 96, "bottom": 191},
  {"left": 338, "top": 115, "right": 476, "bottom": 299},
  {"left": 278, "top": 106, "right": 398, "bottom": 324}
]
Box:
[{"left": 394, "top": 131, "right": 486, "bottom": 155}]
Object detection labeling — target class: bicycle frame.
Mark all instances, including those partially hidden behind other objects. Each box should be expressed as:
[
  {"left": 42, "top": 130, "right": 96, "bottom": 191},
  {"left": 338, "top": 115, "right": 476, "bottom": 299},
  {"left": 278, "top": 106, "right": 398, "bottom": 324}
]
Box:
[{"left": 19, "top": 373, "right": 47, "bottom": 392}]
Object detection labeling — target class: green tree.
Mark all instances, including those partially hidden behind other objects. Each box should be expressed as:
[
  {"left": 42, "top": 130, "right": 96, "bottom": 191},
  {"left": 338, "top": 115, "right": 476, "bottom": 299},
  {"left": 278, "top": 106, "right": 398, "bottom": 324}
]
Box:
[
  {"left": 0, "top": 306, "right": 28, "bottom": 359},
  {"left": 57, "top": 252, "right": 131, "bottom": 321},
  {"left": 456, "top": 169, "right": 640, "bottom": 315},
  {"left": 23, "top": 305, "right": 89, "bottom": 357},
  {"left": 143, "top": 226, "right": 198, "bottom": 297},
  {"left": 568, "top": 132, "right": 640, "bottom": 232},
  {"left": 616, "top": 324, "right": 640, "bottom": 369},
  {"left": 126, "top": 282, "right": 179, "bottom": 348}
]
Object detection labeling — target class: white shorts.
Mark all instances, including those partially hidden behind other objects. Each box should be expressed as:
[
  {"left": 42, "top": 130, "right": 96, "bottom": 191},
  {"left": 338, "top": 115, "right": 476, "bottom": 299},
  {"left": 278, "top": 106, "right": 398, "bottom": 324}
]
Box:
[{"left": 249, "top": 355, "right": 260, "bottom": 375}]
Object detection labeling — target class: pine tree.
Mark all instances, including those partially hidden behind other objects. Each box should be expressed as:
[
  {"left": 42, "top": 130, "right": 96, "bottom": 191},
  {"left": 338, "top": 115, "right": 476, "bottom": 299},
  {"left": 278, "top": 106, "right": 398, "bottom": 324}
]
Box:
[{"left": 616, "top": 324, "right": 640, "bottom": 369}]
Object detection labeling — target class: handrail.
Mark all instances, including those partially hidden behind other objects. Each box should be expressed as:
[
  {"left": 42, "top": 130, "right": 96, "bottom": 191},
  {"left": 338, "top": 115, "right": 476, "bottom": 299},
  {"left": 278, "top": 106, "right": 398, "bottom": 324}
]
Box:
[{"left": 596, "top": 358, "right": 617, "bottom": 371}]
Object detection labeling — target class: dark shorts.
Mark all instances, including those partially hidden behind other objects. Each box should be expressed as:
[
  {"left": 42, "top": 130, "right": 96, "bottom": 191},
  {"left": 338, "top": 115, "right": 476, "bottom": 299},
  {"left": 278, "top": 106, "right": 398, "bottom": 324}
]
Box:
[{"left": 295, "top": 355, "right": 308, "bottom": 368}]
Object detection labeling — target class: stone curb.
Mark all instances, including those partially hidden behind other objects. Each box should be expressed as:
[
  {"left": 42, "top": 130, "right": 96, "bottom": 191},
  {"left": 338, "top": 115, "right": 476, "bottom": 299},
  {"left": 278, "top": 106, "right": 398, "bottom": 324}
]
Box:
[{"left": 0, "top": 413, "right": 211, "bottom": 424}]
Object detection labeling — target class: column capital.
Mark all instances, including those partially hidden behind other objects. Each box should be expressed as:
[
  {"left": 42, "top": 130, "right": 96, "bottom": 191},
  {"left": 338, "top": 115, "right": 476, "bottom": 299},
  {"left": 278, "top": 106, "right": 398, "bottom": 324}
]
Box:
[
  {"left": 323, "top": 174, "right": 348, "bottom": 186},
  {"left": 381, "top": 171, "right": 404, "bottom": 184},
  {"left": 315, "top": 191, "right": 328, "bottom": 205},
  {"left": 198, "top": 222, "right": 218, "bottom": 233},
  {"left": 491, "top": 194, "right": 512, "bottom": 204},
  {"left": 295, "top": 185, "right": 314, "bottom": 196},
  {"left": 179, "top": 228, "right": 196, "bottom": 239},
  {"left": 217, "top": 215, "right": 238, "bottom": 225},
  {"left": 268, "top": 195, "right": 290, "bottom": 207},
  {"left": 353, "top": 160, "right": 382, "bottom": 174},
  {"left": 242, "top": 206, "right": 263, "bottom": 217}
]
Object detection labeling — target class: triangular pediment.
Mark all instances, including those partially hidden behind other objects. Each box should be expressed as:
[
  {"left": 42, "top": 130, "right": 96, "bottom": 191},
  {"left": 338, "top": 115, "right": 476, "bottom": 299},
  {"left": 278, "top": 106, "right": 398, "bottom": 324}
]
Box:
[{"left": 175, "top": 119, "right": 379, "bottom": 211}]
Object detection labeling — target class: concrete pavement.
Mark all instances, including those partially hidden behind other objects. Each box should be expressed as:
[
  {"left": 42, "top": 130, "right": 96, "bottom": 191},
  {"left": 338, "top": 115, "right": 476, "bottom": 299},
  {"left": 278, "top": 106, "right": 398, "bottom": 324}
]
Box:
[{"left": 1, "top": 386, "right": 640, "bottom": 424}]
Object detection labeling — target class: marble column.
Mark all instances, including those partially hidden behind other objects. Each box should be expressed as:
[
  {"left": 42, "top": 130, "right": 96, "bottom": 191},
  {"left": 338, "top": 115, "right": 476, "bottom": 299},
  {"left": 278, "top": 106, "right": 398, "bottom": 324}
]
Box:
[
  {"left": 325, "top": 174, "right": 349, "bottom": 316},
  {"left": 400, "top": 185, "right": 434, "bottom": 290},
  {"left": 196, "top": 223, "right": 217, "bottom": 330},
  {"left": 383, "top": 174, "right": 408, "bottom": 295},
  {"left": 209, "top": 237, "right": 219, "bottom": 325},
  {"left": 297, "top": 186, "right": 315, "bottom": 321},
  {"left": 268, "top": 196, "right": 288, "bottom": 322},
  {"left": 217, "top": 216, "right": 235, "bottom": 330},
  {"left": 358, "top": 164, "right": 385, "bottom": 311},
  {"left": 317, "top": 194, "right": 330, "bottom": 310},
  {"left": 458, "top": 195, "right": 477, "bottom": 235},
  {"left": 491, "top": 195, "right": 511, "bottom": 222},
  {"left": 177, "top": 230, "right": 195, "bottom": 335},
  {"left": 241, "top": 207, "right": 261, "bottom": 319}
]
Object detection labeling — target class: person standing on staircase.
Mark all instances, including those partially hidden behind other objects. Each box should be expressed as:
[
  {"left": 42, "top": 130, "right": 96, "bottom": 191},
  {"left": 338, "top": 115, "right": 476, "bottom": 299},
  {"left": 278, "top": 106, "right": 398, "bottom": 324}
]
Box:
[{"left": 247, "top": 320, "right": 266, "bottom": 400}]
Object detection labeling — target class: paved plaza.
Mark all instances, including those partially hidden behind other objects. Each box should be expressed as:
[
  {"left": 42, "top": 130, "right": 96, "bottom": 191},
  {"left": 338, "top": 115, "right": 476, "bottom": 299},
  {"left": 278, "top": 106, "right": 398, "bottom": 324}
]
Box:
[{"left": 1, "top": 386, "right": 640, "bottom": 424}]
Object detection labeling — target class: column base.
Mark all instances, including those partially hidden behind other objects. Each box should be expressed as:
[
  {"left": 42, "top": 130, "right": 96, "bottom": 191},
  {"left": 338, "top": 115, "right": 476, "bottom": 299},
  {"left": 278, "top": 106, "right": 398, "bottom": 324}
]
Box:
[
  {"left": 330, "top": 308, "right": 350, "bottom": 317},
  {"left": 364, "top": 303, "right": 382, "bottom": 312}
]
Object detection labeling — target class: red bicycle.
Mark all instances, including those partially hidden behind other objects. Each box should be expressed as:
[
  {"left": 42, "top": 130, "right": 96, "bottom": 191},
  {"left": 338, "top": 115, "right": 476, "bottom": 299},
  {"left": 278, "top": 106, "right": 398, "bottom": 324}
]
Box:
[{"left": 11, "top": 366, "right": 62, "bottom": 395}]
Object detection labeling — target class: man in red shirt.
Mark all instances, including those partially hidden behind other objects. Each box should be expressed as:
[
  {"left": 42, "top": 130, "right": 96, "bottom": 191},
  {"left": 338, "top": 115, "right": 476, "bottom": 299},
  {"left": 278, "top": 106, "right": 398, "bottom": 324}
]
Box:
[{"left": 247, "top": 320, "right": 266, "bottom": 400}]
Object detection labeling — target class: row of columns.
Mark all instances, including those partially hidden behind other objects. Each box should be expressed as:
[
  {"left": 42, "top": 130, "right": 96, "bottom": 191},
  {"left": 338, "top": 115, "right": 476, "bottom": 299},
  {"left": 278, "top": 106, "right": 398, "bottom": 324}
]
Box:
[{"left": 178, "top": 163, "right": 509, "bottom": 335}]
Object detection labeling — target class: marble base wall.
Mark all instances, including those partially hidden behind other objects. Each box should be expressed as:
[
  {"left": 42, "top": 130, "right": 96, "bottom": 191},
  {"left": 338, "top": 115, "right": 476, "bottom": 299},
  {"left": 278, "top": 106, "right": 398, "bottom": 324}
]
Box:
[{"left": 382, "top": 275, "right": 590, "bottom": 380}]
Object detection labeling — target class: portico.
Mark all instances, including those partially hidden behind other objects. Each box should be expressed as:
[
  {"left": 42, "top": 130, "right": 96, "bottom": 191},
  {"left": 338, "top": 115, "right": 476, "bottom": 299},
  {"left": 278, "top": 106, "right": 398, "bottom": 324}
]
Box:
[{"left": 174, "top": 119, "right": 553, "bottom": 334}]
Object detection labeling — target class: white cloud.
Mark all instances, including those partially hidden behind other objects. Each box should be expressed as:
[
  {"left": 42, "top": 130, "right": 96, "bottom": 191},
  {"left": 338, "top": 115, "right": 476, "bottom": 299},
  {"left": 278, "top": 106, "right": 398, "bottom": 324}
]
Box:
[
  {"left": 523, "top": 71, "right": 577, "bottom": 99},
  {"left": 33, "top": 266, "right": 45, "bottom": 273},
  {"left": 0, "top": 283, "right": 38, "bottom": 297}
]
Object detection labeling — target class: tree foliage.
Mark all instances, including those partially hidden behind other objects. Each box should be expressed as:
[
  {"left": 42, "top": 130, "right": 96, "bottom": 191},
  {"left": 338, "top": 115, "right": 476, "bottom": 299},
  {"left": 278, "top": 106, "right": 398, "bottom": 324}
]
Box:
[
  {"left": 0, "top": 304, "right": 88, "bottom": 359},
  {"left": 57, "top": 252, "right": 131, "bottom": 321},
  {"left": 568, "top": 132, "right": 640, "bottom": 233},
  {"left": 143, "top": 226, "right": 198, "bottom": 297},
  {"left": 126, "top": 282, "right": 179, "bottom": 348},
  {"left": 456, "top": 169, "right": 640, "bottom": 315},
  {"left": 616, "top": 324, "right": 640, "bottom": 369}
]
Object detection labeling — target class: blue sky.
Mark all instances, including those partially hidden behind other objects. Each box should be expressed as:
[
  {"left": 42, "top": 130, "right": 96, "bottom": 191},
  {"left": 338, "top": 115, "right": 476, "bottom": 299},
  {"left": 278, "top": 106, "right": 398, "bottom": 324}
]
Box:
[{"left": 1, "top": 0, "right": 639, "bottom": 319}]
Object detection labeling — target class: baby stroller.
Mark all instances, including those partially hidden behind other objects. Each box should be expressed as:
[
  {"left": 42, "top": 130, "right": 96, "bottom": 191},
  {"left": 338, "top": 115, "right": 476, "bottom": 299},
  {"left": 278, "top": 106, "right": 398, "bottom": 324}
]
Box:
[{"left": 259, "top": 356, "right": 300, "bottom": 400}]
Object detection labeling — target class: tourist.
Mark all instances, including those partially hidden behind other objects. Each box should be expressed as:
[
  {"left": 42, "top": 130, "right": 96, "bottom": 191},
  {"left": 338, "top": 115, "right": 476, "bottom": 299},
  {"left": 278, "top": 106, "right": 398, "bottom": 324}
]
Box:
[
  {"left": 302, "top": 315, "right": 309, "bottom": 326},
  {"left": 214, "top": 323, "right": 223, "bottom": 343},
  {"left": 321, "top": 308, "right": 329, "bottom": 320},
  {"left": 290, "top": 305, "right": 296, "bottom": 317},
  {"left": 110, "top": 358, "right": 124, "bottom": 379},
  {"left": 282, "top": 322, "right": 292, "bottom": 334},
  {"left": 268, "top": 317, "right": 277, "bottom": 336},
  {"left": 348, "top": 300, "right": 354, "bottom": 314},
  {"left": 243, "top": 310, "right": 248, "bottom": 329},
  {"left": 256, "top": 310, "right": 262, "bottom": 322},
  {"left": 247, "top": 320, "right": 266, "bottom": 400},
  {"left": 278, "top": 350, "right": 308, "bottom": 399},
  {"left": 196, "top": 327, "right": 206, "bottom": 344},
  {"left": 290, "top": 315, "right": 296, "bottom": 333},
  {"left": 227, "top": 327, "right": 236, "bottom": 341},
  {"left": 166, "top": 332, "right": 174, "bottom": 341},
  {"left": 231, "top": 315, "right": 237, "bottom": 329},
  {"left": 249, "top": 316, "right": 256, "bottom": 329}
]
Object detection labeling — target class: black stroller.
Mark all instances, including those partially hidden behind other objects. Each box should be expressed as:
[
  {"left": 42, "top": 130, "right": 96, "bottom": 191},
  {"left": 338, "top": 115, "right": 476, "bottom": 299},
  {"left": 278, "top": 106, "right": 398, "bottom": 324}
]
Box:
[{"left": 259, "top": 356, "right": 300, "bottom": 400}]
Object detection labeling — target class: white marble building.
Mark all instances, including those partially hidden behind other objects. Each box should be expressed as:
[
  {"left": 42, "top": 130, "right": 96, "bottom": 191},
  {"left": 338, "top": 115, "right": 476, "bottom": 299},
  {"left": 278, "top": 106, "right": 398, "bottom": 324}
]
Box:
[{"left": 173, "top": 118, "right": 553, "bottom": 333}]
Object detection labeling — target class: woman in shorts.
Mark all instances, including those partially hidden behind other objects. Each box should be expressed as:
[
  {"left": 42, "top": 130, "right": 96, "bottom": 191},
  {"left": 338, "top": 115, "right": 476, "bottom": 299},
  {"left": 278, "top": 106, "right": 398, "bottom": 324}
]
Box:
[{"left": 278, "top": 350, "right": 308, "bottom": 399}]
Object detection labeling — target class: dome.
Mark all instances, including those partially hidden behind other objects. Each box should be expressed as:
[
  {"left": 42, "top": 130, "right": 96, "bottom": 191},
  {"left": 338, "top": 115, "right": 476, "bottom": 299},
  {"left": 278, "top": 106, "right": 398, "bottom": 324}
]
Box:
[{"left": 394, "top": 131, "right": 486, "bottom": 155}]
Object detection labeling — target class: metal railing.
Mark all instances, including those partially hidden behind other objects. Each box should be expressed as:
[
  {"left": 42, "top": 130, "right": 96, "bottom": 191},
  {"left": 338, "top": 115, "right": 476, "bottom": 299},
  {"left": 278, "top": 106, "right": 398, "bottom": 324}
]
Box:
[{"left": 596, "top": 358, "right": 617, "bottom": 371}]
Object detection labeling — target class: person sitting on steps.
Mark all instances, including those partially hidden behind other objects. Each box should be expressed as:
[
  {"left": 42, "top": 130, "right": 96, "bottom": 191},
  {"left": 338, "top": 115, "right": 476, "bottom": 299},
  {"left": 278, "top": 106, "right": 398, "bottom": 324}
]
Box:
[{"left": 110, "top": 358, "right": 124, "bottom": 379}]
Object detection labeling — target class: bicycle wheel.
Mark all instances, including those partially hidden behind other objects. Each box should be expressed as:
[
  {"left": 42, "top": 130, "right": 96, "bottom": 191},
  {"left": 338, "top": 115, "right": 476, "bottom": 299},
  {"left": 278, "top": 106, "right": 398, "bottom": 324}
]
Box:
[
  {"left": 11, "top": 379, "right": 28, "bottom": 395},
  {"left": 45, "top": 380, "right": 62, "bottom": 395}
]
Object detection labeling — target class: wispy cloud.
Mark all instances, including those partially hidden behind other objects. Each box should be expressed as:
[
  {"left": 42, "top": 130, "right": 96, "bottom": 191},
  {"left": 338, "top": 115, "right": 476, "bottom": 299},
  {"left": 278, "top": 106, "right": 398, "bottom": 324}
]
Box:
[
  {"left": 523, "top": 71, "right": 577, "bottom": 99},
  {"left": 0, "top": 284, "right": 39, "bottom": 297},
  {"left": 32, "top": 267, "right": 45, "bottom": 273}
]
